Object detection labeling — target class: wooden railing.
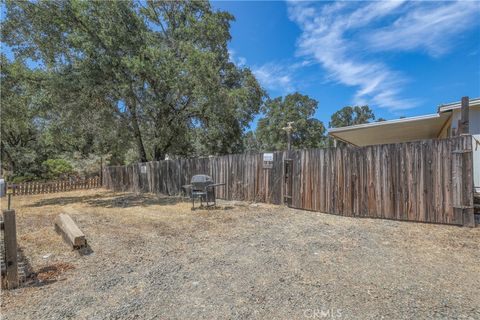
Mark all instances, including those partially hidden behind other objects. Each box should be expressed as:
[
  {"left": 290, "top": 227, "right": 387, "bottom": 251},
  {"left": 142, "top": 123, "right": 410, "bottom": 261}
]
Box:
[{"left": 7, "top": 177, "right": 101, "bottom": 196}]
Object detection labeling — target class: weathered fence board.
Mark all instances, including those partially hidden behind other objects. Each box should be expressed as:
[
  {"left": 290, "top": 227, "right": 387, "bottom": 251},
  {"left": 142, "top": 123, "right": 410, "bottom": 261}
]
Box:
[
  {"left": 7, "top": 177, "right": 101, "bottom": 196},
  {"left": 103, "top": 136, "right": 475, "bottom": 226}
]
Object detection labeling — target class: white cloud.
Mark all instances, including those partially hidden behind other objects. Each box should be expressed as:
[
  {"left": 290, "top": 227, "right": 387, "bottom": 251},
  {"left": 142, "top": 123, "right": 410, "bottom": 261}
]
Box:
[
  {"left": 229, "top": 49, "right": 296, "bottom": 94},
  {"left": 287, "top": 0, "right": 480, "bottom": 111},
  {"left": 251, "top": 59, "right": 318, "bottom": 95},
  {"left": 228, "top": 49, "right": 247, "bottom": 67},
  {"left": 252, "top": 63, "right": 295, "bottom": 94},
  {"left": 367, "top": 1, "right": 480, "bottom": 56}
]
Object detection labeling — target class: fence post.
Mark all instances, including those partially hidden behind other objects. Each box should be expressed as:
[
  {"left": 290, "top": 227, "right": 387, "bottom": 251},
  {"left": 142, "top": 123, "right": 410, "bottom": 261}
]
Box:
[
  {"left": 100, "top": 156, "right": 103, "bottom": 187},
  {"left": 452, "top": 136, "right": 475, "bottom": 227},
  {"left": 3, "top": 209, "right": 18, "bottom": 289},
  {"left": 459, "top": 96, "right": 469, "bottom": 135},
  {"left": 462, "top": 136, "right": 475, "bottom": 227}
]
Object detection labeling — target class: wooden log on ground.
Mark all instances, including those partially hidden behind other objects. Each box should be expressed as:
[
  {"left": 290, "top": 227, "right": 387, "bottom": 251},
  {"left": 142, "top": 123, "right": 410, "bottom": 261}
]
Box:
[{"left": 54, "top": 213, "right": 86, "bottom": 249}]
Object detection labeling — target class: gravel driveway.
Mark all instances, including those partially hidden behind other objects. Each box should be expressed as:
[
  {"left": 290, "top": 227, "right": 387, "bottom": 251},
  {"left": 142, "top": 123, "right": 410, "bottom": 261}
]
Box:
[{"left": 1, "top": 189, "right": 479, "bottom": 319}]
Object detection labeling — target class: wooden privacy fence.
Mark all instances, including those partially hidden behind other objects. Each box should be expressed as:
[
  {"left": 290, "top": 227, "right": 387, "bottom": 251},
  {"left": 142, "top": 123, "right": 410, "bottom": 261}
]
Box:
[
  {"left": 103, "top": 135, "right": 476, "bottom": 226},
  {"left": 7, "top": 177, "right": 101, "bottom": 196}
]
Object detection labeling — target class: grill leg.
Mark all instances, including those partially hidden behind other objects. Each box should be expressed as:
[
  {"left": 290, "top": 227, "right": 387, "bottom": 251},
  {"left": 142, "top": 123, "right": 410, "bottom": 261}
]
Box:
[{"left": 191, "top": 191, "right": 195, "bottom": 210}]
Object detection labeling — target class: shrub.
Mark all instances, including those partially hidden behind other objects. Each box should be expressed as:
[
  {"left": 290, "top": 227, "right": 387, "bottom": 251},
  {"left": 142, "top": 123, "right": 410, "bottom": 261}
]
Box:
[
  {"left": 42, "top": 159, "right": 75, "bottom": 180},
  {"left": 10, "top": 173, "right": 38, "bottom": 183}
]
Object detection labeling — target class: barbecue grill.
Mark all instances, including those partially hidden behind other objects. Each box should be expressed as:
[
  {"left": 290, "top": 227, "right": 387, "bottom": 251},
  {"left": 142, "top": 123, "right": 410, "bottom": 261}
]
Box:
[{"left": 183, "top": 175, "right": 225, "bottom": 210}]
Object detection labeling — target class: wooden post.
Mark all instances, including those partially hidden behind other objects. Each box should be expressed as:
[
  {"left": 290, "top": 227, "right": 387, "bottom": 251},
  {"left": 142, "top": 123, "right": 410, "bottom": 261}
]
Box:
[
  {"left": 100, "top": 156, "right": 103, "bottom": 187},
  {"left": 459, "top": 96, "right": 469, "bottom": 135},
  {"left": 3, "top": 209, "right": 18, "bottom": 289},
  {"left": 452, "top": 136, "right": 475, "bottom": 227},
  {"left": 462, "top": 136, "right": 475, "bottom": 227}
]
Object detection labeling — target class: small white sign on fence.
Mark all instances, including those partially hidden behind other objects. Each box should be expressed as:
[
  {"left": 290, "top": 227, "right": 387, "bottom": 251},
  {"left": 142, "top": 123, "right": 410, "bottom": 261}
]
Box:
[
  {"left": 140, "top": 165, "right": 147, "bottom": 174},
  {"left": 263, "top": 153, "right": 274, "bottom": 169}
]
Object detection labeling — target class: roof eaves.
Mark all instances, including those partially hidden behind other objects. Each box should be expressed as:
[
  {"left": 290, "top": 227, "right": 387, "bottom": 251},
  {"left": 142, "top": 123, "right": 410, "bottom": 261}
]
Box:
[
  {"left": 328, "top": 113, "right": 441, "bottom": 134},
  {"left": 437, "top": 97, "right": 480, "bottom": 113}
]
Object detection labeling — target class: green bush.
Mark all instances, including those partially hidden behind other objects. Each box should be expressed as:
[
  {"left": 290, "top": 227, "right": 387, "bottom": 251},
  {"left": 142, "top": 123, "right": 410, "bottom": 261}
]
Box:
[
  {"left": 10, "top": 173, "right": 39, "bottom": 183},
  {"left": 42, "top": 159, "right": 75, "bottom": 180}
]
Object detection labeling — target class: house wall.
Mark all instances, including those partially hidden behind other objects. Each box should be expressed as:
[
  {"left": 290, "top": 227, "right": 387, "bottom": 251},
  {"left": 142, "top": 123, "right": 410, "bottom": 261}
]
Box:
[
  {"left": 470, "top": 108, "right": 480, "bottom": 135},
  {"left": 473, "top": 134, "right": 480, "bottom": 193},
  {"left": 449, "top": 107, "right": 480, "bottom": 193},
  {"left": 449, "top": 106, "right": 480, "bottom": 135}
]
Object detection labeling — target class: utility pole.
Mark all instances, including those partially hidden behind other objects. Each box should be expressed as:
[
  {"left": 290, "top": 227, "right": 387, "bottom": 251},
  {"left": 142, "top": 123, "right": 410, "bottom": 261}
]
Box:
[{"left": 282, "top": 122, "right": 294, "bottom": 151}]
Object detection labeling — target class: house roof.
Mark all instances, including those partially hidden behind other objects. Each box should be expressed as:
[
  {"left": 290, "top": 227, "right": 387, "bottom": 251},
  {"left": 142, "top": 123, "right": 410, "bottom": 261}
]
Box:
[
  {"left": 438, "top": 97, "right": 480, "bottom": 113},
  {"left": 328, "top": 97, "right": 479, "bottom": 147},
  {"left": 329, "top": 113, "right": 451, "bottom": 147}
]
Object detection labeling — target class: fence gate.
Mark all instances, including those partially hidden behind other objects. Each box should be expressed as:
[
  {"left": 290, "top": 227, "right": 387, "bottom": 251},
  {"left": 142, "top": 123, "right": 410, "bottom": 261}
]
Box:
[{"left": 283, "top": 159, "right": 293, "bottom": 206}]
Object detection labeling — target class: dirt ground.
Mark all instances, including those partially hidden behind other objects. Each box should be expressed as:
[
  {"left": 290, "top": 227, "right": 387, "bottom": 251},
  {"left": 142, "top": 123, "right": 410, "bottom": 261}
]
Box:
[{"left": 1, "top": 189, "right": 479, "bottom": 319}]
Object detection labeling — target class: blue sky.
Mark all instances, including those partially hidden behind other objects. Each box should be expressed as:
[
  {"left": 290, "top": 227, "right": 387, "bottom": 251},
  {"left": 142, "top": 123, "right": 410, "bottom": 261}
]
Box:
[
  {"left": 2, "top": 1, "right": 479, "bottom": 129},
  {"left": 213, "top": 0, "right": 480, "bottom": 127}
]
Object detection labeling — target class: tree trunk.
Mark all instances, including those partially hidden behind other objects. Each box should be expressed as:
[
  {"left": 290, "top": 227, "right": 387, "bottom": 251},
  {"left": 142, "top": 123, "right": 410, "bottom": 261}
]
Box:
[
  {"left": 153, "top": 146, "right": 166, "bottom": 161},
  {"left": 126, "top": 101, "right": 148, "bottom": 162},
  {"left": 153, "top": 132, "right": 177, "bottom": 161}
]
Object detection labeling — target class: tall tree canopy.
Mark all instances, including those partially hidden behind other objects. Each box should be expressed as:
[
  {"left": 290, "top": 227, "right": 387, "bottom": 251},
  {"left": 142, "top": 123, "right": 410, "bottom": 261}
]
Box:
[
  {"left": 256, "top": 93, "right": 326, "bottom": 151},
  {"left": 0, "top": 53, "right": 131, "bottom": 181},
  {"left": 1, "top": 0, "right": 387, "bottom": 181},
  {"left": 241, "top": 131, "right": 262, "bottom": 153},
  {"left": 0, "top": 54, "right": 46, "bottom": 178},
  {"left": 2, "top": 0, "right": 265, "bottom": 168},
  {"left": 329, "top": 105, "right": 375, "bottom": 128}
]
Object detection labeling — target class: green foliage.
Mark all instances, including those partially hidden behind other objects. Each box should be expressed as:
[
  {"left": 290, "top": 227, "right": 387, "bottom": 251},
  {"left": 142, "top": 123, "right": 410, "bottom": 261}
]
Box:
[
  {"left": 66, "top": 153, "right": 105, "bottom": 178},
  {"left": 256, "top": 93, "right": 327, "bottom": 151},
  {"left": 42, "top": 159, "right": 75, "bottom": 180},
  {"left": 329, "top": 105, "right": 375, "bottom": 128},
  {"left": 1, "top": 0, "right": 265, "bottom": 179},
  {"left": 1, "top": 0, "right": 389, "bottom": 181},
  {"left": 9, "top": 173, "right": 39, "bottom": 184},
  {"left": 242, "top": 131, "right": 262, "bottom": 153},
  {"left": 328, "top": 105, "right": 378, "bottom": 146},
  {"left": 0, "top": 54, "right": 48, "bottom": 180}
]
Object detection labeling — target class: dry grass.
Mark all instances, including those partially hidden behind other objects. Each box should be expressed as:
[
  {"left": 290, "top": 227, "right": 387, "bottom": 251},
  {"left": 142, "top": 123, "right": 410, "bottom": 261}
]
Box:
[{"left": 1, "top": 189, "right": 479, "bottom": 319}]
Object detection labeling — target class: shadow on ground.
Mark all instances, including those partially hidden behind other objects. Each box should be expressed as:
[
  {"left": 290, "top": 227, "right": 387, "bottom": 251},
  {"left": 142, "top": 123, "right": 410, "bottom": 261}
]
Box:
[
  {"left": 27, "top": 193, "right": 190, "bottom": 208},
  {"left": 78, "top": 243, "right": 94, "bottom": 256},
  {"left": 87, "top": 194, "right": 189, "bottom": 208},
  {"left": 192, "top": 205, "right": 235, "bottom": 211},
  {"left": 25, "top": 262, "right": 76, "bottom": 288}
]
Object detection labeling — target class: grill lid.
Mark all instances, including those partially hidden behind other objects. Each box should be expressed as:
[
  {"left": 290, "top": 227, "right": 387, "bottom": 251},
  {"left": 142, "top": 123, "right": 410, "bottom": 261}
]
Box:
[{"left": 191, "top": 175, "right": 213, "bottom": 184}]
